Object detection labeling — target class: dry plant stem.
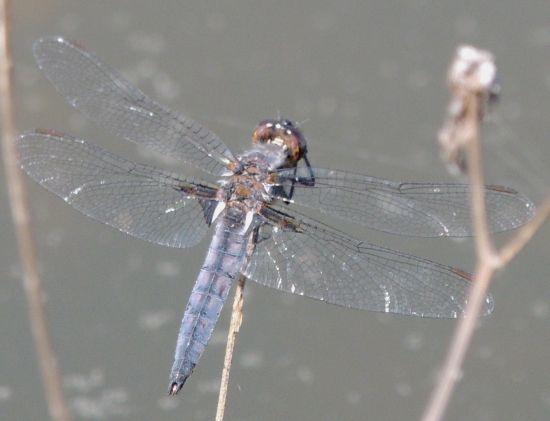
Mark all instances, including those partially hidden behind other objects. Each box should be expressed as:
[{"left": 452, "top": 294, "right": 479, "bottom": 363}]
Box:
[
  {"left": 423, "top": 197, "right": 549, "bottom": 421},
  {"left": 498, "top": 197, "right": 550, "bottom": 266},
  {"left": 422, "top": 93, "right": 495, "bottom": 421},
  {"left": 464, "top": 97, "right": 495, "bottom": 259},
  {"left": 215, "top": 275, "right": 246, "bottom": 421},
  {"left": 421, "top": 262, "right": 493, "bottom": 421},
  {"left": 0, "top": 4, "right": 73, "bottom": 420},
  {"left": 422, "top": 73, "right": 549, "bottom": 421},
  {"left": 422, "top": 202, "right": 549, "bottom": 421}
]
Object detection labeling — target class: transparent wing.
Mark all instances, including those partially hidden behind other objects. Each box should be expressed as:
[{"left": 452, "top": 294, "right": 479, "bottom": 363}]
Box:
[
  {"left": 244, "top": 206, "right": 493, "bottom": 318},
  {"left": 32, "top": 36, "right": 235, "bottom": 176},
  {"left": 18, "top": 130, "right": 219, "bottom": 248},
  {"left": 274, "top": 167, "right": 535, "bottom": 237}
]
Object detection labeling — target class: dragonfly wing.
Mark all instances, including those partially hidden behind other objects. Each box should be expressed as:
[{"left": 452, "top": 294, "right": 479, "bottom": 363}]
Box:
[
  {"left": 243, "top": 206, "right": 493, "bottom": 318},
  {"left": 32, "top": 36, "right": 235, "bottom": 176},
  {"left": 19, "top": 130, "right": 219, "bottom": 248},
  {"left": 274, "top": 167, "right": 535, "bottom": 237}
]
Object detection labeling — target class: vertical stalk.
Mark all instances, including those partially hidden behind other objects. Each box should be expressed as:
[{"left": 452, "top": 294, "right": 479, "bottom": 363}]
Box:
[{"left": 0, "top": 6, "right": 73, "bottom": 420}]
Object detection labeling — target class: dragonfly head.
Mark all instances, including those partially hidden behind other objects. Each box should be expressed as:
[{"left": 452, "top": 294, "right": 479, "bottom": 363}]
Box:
[{"left": 251, "top": 119, "right": 308, "bottom": 167}]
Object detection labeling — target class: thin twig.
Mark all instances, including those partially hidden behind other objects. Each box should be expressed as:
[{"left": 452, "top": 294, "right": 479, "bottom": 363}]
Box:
[
  {"left": 215, "top": 276, "right": 246, "bottom": 421},
  {"left": 0, "top": 5, "right": 73, "bottom": 421},
  {"left": 421, "top": 261, "right": 494, "bottom": 421},
  {"left": 498, "top": 198, "right": 550, "bottom": 266},
  {"left": 422, "top": 46, "right": 549, "bottom": 421},
  {"left": 463, "top": 94, "right": 495, "bottom": 258}
]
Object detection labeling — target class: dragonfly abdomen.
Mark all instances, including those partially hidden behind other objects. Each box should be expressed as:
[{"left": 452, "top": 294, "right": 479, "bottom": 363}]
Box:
[{"left": 169, "top": 210, "right": 251, "bottom": 395}]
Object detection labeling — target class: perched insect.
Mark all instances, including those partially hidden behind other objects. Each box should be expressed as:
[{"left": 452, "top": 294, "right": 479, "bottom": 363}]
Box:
[{"left": 19, "top": 36, "right": 535, "bottom": 394}]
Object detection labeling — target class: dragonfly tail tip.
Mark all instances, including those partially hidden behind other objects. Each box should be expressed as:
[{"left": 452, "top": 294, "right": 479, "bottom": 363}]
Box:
[{"left": 168, "top": 380, "right": 185, "bottom": 396}]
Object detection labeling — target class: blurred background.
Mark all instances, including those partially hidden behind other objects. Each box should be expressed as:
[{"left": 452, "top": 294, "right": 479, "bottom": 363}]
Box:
[{"left": 1, "top": 1, "right": 549, "bottom": 420}]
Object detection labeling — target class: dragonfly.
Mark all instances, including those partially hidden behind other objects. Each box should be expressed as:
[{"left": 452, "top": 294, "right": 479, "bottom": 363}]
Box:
[{"left": 18, "top": 36, "right": 535, "bottom": 395}]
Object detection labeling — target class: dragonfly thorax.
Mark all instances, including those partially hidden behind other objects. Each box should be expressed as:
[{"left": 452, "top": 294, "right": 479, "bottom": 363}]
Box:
[{"left": 218, "top": 172, "right": 271, "bottom": 206}]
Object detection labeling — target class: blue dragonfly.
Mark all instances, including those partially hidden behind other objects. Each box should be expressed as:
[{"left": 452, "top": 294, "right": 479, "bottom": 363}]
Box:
[{"left": 18, "top": 36, "right": 535, "bottom": 394}]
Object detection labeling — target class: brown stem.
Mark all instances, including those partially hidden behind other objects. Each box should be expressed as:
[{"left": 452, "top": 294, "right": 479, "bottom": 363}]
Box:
[
  {"left": 497, "top": 197, "right": 550, "bottom": 267},
  {"left": 215, "top": 276, "right": 246, "bottom": 421},
  {"left": 422, "top": 46, "right": 549, "bottom": 421},
  {"left": 0, "top": 5, "right": 73, "bottom": 421}
]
